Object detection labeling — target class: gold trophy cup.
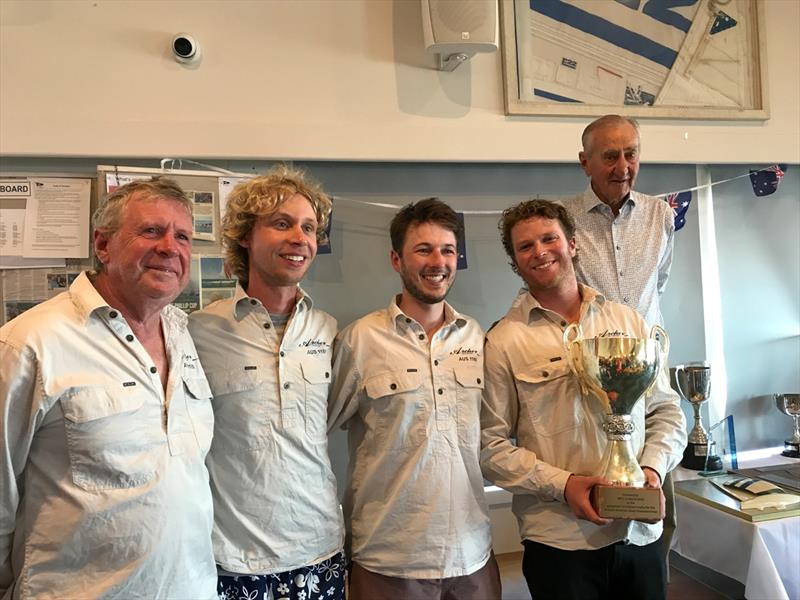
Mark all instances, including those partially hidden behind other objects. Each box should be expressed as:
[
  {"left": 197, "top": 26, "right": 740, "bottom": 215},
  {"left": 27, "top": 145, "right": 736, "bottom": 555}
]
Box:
[{"left": 563, "top": 323, "right": 668, "bottom": 520}]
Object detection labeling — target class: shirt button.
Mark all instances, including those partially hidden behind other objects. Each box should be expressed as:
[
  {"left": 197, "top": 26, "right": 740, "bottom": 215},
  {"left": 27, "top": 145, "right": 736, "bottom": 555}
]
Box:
[
  {"left": 390, "top": 383, "right": 397, "bottom": 390},
  {"left": 437, "top": 388, "right": 443, "bottom": 395},
  {"left": 434, "top": 359, "right": 439, "bottom": 366},
  {"left": 279, "top": 351, "right": 285, "bottom": 357},
  {"left": 477, "top": 378, "right": 482, "bottom": 384},
  {"left": 616, "top": 245, "right": 621, "bottom": 251},
  {"left": 283, "top": 382, "right": 290, "bottom": 390},
  {"left": 560, "top": 321, "right": 567, "bottom": 327},
  {"left": 325, "top": 372, "right": 330, "bottom": 378},
  {"left": 125, "top": 334, "right": 134, "bottom": 342},
  {"left": 264, "top": 323, "right": 271, "bottom": 329},
  {"left": 418, "top": 334, "right": 424, "bottom": 341},
  {"left": 619, "top": 271, "right": 623, "bottom": 276},
  {"left": 624, "top": 297, "right": 630, "bottom": 303},
  {"left": 150, "top": 366, "right": 157, "bottom": 374},
  {"left": 405, "top": 317, "right": 411, "bottom": 324},
  {"left": 109, "top": 311, "right": 118, "bottom": 318},
  {"left": 250, "top": 299, "right": 257, "bottom": 305},
  {"left": 542, "top": 371, "right": 549, "bottom": 377}
]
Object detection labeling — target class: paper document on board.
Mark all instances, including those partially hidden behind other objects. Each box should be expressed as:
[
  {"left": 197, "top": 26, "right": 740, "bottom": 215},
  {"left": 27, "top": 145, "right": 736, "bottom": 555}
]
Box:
[{"left": 22, "top": 178, "right": 91, "bottom": 258}]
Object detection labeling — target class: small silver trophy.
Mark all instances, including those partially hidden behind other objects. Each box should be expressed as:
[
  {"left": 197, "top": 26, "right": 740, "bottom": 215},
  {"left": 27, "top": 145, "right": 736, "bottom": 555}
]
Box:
[
  {"left": 775, "top": 393, "right": 800, "bottom": 458},
  {"left": 563, "top": 324, "right": 668, "bottom": 520},
  {"left": 675, "top": 363, "right": 722, "bottom": 471}
]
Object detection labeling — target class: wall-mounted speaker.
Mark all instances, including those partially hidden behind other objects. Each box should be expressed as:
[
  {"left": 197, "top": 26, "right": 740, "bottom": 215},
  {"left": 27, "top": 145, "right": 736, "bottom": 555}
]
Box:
[{"left": 421, "top": 0, "right": 499, "bottom": 57}]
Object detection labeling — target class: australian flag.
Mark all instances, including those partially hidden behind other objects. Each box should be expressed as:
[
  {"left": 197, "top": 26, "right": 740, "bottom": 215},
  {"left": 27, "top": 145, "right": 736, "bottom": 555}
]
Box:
[
  {"left": 749, "top": 164, "right": 787, "bottom": 197},
  {"left": 664, "top": 191, "right": 692, "bottom": 231}
]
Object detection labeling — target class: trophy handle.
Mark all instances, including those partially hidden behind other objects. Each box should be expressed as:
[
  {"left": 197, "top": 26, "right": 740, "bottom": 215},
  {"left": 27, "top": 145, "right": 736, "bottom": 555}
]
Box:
[
  {"left": 644, "top": 325, "right": 670, "bottom": 397},
  {"left": 562, "top": 323, "right": 588, "bottom": 396}
]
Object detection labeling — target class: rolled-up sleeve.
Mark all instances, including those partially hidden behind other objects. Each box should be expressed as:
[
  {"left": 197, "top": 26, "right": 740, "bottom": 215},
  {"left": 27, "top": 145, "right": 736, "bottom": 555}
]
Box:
[
  {"left": 480, "top": 337, "right": 571, "bottom": 502},
  {"left": 0, "top": 340, "right": 46, "bottom": 595}
]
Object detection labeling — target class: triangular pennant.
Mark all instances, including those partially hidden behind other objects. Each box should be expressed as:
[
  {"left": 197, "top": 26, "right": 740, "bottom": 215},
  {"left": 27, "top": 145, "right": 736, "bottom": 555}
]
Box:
[{"left": 749, "top": 164, "right": 787, "bottom": 197}]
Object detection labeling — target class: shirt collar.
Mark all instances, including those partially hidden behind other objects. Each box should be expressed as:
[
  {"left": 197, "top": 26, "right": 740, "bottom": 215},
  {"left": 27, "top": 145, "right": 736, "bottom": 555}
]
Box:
[
  {"left": 582, "top": 185, "right": 637, "bottom": 213},
  {"left": 232, "top": 283, "right": 313, "bottom": 320},
  {"left": 388, "top": 295, "right": 467, "bottom": 333},
  {"left": 516, "top": 283, "right": 606, "bottom": 324},
  {"left": 72, "top": 270, "right": 187, "bottom": 328}
]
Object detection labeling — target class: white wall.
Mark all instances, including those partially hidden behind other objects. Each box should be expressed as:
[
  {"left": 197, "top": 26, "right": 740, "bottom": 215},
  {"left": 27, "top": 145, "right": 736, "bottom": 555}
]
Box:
[{"left": 1, "top": 0, "right": 799, "bottom": 163}]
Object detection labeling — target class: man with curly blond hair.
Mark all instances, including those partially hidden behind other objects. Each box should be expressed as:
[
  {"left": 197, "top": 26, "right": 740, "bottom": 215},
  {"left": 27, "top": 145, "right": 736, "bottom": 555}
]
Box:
[{"left": 189, "top": 165, "right": 346, "bottom": 600}]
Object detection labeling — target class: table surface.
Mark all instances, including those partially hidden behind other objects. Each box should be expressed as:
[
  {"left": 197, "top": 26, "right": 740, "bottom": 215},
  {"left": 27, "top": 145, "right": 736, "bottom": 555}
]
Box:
[{"left": 672, "top": 454, "right": 800, "bottom": 600}]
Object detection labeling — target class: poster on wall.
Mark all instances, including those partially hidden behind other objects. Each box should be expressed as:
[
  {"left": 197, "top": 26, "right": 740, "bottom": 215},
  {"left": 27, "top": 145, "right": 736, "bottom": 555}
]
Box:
[{"left": 501, "top": 0, "right": 768, "bottom": 119}]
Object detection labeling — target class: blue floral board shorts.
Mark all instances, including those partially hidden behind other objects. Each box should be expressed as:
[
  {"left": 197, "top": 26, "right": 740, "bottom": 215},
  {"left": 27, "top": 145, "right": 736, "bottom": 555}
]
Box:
[{"left": 217, "top": 551, "right": 346, "bottom": 600}]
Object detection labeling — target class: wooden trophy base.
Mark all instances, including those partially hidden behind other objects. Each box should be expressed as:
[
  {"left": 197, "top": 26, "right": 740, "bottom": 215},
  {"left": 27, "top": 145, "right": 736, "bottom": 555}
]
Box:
[{"left": 592, "top": 485, "right": 664, "bottom": 520}]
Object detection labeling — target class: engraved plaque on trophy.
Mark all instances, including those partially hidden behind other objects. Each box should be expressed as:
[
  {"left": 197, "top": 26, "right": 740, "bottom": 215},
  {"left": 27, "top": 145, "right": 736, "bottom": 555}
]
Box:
[
  {"left": 675, "top": 362, "right": 723, "bottom": 471},
  {"left": 775, "top": 393, "right": 800, "bottom": 458},
  {"left": 563, "top": 324, "right": 669, "bottom": 520}
]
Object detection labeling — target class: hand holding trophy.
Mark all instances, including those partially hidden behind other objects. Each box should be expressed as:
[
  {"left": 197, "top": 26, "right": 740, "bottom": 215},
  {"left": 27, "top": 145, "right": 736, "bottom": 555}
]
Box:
[{"left": 563, "top": 323, "right": 669, "bottom": 520}]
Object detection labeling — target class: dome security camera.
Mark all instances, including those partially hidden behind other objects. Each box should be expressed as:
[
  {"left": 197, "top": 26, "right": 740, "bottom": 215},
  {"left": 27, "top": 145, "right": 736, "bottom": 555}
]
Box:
[{"left": 172, "top": 33, "right": 201, "bottom": 65}]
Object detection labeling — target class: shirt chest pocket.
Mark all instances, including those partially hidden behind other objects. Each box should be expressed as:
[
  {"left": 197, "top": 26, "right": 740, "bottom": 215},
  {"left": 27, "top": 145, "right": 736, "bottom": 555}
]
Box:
[
  {"left": 364, "top": 371, "right": 427, "bottom": 450},
  {"left": 301, "top": 359, "right": 332, "bottom": 440},
  {"left": 205, "top": 367, "right": 272, "bottom": 452},
  {"left": 454, "top": 365, "right": 484, "bottom": 446},
  {"left": 514, "top": 360, "right": 585, "bottom": 438},
  {"left": 60, "top": 385, "right": 164, "bottom": 491},
  {"left": 181, "top": 376, "right": 214, "bottom": 455}
]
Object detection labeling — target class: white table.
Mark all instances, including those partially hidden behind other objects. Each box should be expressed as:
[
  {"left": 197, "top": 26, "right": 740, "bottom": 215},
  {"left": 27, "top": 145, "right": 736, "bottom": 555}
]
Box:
[{"left": 672, "top": 455, "right": 800, "bottom": 600}]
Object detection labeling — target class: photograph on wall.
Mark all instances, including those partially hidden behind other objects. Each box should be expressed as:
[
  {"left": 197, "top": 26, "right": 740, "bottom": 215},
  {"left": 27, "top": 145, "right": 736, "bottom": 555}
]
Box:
[
  {"left": 502, "top": 0, "right": 767, "bottom": 119},
  {"left": 199, "top": 255, "right": 236, "bottom": 309},
  {"left": 190, "top": 190, "right": 217, "bottom": 242}
]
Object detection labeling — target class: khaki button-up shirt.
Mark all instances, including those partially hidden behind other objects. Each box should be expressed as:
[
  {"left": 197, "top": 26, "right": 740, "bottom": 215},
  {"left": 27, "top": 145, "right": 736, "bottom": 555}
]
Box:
[
  {"left": 481, "top": 286, "right": 686, "bottom": 550},
  {"left": 328, "top": 298, "right": 493, "bottom": 578},
  {"left": 0, "top": 272, "right": 217, "bottom": 599},
  {"left": 189, "top": 285, "right": 344, "bottom": 575}
]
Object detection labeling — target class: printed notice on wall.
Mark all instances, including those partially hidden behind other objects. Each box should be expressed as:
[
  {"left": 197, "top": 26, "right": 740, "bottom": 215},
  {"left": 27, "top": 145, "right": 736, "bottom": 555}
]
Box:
[{"left": 22, "top": 178, "right": 91, "bottom": 258}]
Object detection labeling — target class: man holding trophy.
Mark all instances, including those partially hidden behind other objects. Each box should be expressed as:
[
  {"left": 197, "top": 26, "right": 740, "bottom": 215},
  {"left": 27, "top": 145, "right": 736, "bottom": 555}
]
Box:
[{"left": 480, "top": 200, "right": 686, "bottom": 600}]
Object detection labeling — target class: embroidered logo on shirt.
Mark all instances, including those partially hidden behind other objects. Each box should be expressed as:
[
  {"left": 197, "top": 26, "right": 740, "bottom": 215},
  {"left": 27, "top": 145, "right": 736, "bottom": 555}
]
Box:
[
  {"left": 299, "top": 338, "right": 329, "bottom": 356},
  {"left": 449, "top": 346, "right": 480, "bottom": 362},
  {"left": 183, "top": 355, "right": 199, "bottom": 370}
]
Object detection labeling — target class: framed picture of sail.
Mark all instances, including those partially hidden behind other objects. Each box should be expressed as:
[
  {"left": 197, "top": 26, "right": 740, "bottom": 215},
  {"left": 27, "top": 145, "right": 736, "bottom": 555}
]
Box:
[{"left": 501, "top": 0, "right": 768, "bottom": 119}]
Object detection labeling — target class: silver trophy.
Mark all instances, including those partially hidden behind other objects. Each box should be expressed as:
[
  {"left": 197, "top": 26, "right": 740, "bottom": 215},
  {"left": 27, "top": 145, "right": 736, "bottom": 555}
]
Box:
[
  {"left": 775, "top": 393, "right": 800, "bottom": 458},
  {"left": 675, "top": 363, "right": 722, "bottom": 471},
  {"left": 563, "top": 324, "right": 668, "bottom": 519}
]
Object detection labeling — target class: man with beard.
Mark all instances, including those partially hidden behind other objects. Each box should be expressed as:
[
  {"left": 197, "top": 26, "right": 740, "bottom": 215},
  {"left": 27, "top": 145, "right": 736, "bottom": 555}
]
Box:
[
  {"left": 188, "top": 166, "right": 346, "bottom": 600},
  {"left": 0, "top": 179, "right": 216, "bottom": 598},
  {"left": 480, "top": 200, "right": 685, "bottom": 600},
  {"left": 328, "top": 198, "right": 500, "bottom": 600}
]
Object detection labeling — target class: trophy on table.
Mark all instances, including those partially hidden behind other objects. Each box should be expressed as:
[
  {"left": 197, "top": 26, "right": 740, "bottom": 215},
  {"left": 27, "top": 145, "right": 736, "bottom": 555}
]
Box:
[
  {"left": 563, "top": 324, "right": 669, "bottom": 520},
  {"left": 775, "top": 393, "right": 800, "bottom": 458},
  {"left": 675, "top": 363, "right": 723, "bottom": 472}
]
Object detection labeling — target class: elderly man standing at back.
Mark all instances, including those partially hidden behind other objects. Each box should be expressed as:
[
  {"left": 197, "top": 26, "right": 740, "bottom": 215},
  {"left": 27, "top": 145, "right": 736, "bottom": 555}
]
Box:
[
  {"left": 0, "top": 179, "right": 217, "bottom": 598},
  {"left": 563, "top": 114, "right": 674, "bottom": 327},
  {"left": 562, "top": 114, "right": 678, "bottom": 562}
]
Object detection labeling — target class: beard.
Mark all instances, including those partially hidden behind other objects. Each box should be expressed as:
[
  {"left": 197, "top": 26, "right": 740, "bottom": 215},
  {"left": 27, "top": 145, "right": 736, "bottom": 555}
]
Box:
[{"left": 400, "top": 268, "right": 453, "bottom": 305}]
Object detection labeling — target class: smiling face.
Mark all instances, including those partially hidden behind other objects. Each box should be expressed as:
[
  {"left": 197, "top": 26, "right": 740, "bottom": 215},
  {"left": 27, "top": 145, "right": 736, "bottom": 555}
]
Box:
[
  {"left": 391, "top": 221, "right": 457, "bottom": 306},
  {"left": 94, "top": 195, "right": 192, "bottom": 308},
  {"left": 579, "top": 120, "right": 640, "bottom": 207},
  {"left": 511, "top": 216, "right": 577, "bottom": 294},
  {"left": 240, "top": 193, "right": 318, "bottom": 291}
]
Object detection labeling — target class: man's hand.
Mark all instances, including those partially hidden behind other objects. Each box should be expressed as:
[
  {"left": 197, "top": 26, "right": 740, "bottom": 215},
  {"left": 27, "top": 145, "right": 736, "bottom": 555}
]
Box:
[
  {"left": 564, "top": 474, "right": 612, "bottom": 526},
  {"left": 636, "top": 466, "right": 665, "bottom": 524}
]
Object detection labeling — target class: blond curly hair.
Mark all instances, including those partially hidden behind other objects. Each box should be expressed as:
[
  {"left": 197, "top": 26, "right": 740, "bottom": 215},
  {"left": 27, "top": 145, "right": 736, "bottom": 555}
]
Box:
[{"left": 223, "top": 164, "right": 332, "bottom": 286}]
